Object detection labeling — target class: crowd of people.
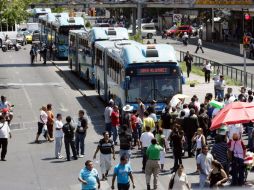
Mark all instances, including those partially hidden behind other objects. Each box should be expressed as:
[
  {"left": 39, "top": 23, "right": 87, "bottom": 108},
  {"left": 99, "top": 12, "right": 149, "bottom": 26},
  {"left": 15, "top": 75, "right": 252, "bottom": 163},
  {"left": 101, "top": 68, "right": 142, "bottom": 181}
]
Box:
[{"left": 1, "top": 85, "right": 254, "bottom": 189}]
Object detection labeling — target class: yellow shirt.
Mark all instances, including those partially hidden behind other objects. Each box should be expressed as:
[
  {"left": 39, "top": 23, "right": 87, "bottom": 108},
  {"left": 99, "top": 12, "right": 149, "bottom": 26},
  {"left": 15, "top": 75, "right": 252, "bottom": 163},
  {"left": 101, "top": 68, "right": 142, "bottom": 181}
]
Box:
[{"left": 143, "top": 117, "right": 155, "bottom": 131}]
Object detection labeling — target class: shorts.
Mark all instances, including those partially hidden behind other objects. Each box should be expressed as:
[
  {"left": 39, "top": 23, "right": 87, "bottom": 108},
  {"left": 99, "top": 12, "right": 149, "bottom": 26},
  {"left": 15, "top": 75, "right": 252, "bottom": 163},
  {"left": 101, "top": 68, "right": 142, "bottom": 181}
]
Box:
[{"left": 37, "top": 122, "right": 44, "bottom": 135}]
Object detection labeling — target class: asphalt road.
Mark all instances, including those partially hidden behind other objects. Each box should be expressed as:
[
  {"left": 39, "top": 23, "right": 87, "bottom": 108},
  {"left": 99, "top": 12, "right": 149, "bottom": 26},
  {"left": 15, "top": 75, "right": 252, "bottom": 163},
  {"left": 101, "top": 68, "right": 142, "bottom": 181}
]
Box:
[{"left": 0, "top": 45, "right": 254, "bottom": 190}]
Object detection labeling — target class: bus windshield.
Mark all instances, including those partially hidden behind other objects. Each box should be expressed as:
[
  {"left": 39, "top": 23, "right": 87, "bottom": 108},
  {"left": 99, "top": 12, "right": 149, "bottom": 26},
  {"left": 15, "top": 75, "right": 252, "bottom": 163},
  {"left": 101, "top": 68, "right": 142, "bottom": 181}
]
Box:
[{"left": 127, "top": 75, "right": 181, "bottom": 103}]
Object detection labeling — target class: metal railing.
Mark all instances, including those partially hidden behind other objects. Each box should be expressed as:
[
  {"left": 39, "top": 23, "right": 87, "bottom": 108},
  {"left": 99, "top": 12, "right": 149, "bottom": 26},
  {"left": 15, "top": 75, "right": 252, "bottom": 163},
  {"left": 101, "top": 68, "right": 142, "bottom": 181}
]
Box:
[{"left": 179, "top": 51, "right": 254, "bottom": 89}]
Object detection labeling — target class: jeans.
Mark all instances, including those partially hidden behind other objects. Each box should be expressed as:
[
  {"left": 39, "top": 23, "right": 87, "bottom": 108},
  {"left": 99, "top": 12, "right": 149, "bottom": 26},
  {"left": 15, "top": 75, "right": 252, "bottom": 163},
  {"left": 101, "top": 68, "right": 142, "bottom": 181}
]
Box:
[
  {"left": 199, "top": 174, "right": 208, "bottom": 189},
  {"left": 232, "top": 157, "right": 245, "bottom": 186},
  {"left": 55, "top": 137, "right": 63, "bottom": 158},
  {"left": 64, "top": 138, "right": 77, "bottom": 160},
  {"left": 217, "top": 90, "right": 224, "bottom": 99},
  {"left": 105, "top": 123, "right": 112, "bottom": 138},
  {"left": 112, "top": 126, "right": 118, "bottom": 143},
  {"left": 0, "top": 138, "right": 8, "bottom": 159},
  {"left": 75, "top": 133, "right": 86, "bottom": 155},
  {"left": 142, "top": 147, "right": 148, "bottom": 170}
]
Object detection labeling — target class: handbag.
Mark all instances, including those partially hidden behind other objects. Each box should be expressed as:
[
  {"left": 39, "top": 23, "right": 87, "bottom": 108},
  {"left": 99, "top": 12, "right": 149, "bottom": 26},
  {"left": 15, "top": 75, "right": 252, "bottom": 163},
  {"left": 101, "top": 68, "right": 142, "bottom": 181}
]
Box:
[{"left": 169, "top": 173, "right": 176, "bottom": 189}]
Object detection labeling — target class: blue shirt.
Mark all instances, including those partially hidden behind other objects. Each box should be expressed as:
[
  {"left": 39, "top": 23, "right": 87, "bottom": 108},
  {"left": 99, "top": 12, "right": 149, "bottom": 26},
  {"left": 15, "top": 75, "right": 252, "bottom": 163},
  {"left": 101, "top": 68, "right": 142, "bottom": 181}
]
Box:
[
  {"left": 79, "top": 167, "right": 99, "bottom": 190},
  {"left": 114, "top": 164, "right": 132, "bottom": 184}
]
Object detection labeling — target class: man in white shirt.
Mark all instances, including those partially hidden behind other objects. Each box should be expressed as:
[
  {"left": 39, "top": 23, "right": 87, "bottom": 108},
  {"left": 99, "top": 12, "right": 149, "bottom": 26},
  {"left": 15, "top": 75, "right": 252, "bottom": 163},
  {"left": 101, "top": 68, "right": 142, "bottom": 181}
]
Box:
[
  {"left": 140, "top": 126, "right": 154, "bottom": 172},
  {"left": 104, "top": 102, "right": 113, "bottom": 138},
  {"left": 55, "top": 113, "right": 63, "bottom": 159},
  {"left": 195, "top": 38, "right": 204, "bottom": 53},
  {"left": 0, "top": 115, "right": 11, "bottom": 161}
]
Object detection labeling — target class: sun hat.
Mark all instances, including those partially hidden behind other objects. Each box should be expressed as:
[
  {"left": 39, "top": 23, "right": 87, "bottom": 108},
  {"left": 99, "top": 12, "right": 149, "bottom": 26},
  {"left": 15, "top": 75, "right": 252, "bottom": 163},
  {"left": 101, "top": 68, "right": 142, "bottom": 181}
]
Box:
[{"left": 122, "top": 104, "right": 134, "bottom": 112}]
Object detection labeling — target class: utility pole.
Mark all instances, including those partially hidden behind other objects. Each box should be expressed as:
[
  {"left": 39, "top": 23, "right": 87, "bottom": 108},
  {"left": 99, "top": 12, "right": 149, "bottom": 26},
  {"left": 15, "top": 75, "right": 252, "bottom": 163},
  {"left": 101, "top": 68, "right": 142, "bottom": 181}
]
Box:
[
  {"left": 137, "top": 1, "right": 142, "bottom": 34},
  {"left": 244, "top": 49, "right": 247, "bottom": 88}
]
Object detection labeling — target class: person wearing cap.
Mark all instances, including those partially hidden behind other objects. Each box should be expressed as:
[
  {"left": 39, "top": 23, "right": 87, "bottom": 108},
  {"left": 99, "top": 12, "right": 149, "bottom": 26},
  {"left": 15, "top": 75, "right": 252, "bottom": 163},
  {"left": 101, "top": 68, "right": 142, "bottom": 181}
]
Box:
[
  {"left": 0, "top": 115, "right": 11, "bottom": 161},
  {"left": 78, "top": 160, "right": 100, "bottom": 190},
  {"left": 145, "top": 138, "right": 163, "bottom": 190}
]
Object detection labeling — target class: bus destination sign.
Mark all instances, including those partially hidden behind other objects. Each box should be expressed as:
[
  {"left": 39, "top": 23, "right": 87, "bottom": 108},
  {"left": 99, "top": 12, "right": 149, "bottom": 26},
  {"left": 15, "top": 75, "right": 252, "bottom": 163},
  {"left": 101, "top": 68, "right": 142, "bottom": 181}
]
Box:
[{"left": 137, "top": 68, "right": 169, "bottom": 75}]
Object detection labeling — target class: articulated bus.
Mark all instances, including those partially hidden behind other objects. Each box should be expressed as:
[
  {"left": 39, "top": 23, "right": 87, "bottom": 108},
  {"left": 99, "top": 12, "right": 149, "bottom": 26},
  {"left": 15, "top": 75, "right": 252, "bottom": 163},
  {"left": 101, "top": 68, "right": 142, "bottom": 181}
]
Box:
[
  {"left": 51, "top": 16, "right": 84, "bottom": 59},
  {"left": 68, "top": 27, "right": 129, "bottom": 85},
  {"left": 96, "top": 41, "right": 183, "bottom": 112}
]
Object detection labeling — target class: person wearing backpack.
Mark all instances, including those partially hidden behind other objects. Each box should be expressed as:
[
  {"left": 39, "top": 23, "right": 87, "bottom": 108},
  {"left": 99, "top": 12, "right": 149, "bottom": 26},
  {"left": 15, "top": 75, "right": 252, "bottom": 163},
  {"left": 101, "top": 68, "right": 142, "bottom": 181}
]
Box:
[{"left": 62, "top": 116, "right": 77, "bottom": 161}]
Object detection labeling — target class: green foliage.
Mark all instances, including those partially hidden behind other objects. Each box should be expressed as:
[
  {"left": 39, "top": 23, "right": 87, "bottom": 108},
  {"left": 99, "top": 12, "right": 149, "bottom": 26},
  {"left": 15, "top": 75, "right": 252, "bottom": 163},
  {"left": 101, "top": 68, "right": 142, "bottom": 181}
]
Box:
[
  {"left": 52, "top": 7, "right": 66, "bottom": 13},
  {"left": 129, "top": 33, "right": 143, "bottom": 43},
  {"left": 0, "top": 0, "right": 32, "bottom": 24}
]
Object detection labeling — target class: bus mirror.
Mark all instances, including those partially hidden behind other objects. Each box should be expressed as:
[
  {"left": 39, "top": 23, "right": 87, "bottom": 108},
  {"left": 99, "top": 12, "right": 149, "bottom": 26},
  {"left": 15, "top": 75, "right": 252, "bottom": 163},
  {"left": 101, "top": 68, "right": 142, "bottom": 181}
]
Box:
[{"left": 124, "top": 76, "right": 130, "bottom": 90}]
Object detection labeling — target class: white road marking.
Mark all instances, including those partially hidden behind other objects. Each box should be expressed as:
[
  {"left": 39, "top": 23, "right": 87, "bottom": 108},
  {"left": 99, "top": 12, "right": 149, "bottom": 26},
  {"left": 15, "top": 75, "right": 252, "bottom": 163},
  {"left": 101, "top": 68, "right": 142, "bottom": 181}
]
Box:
[
  {"left": 0, "top": 82, "right": 64, "bottom": 86},
  {"left": 22, "top": 85, "right": 37, "bottom": 121}
]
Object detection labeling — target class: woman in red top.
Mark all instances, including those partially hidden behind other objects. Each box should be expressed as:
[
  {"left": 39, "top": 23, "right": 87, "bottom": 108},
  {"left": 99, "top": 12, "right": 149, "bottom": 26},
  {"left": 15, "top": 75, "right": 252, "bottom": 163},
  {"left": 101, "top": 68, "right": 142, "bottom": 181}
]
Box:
[
  {"left": 131, "top": 110, "right": 140, "bottom": 149},
  {"left": 111, "top": 105, "right": 120, "bottom": 145}
]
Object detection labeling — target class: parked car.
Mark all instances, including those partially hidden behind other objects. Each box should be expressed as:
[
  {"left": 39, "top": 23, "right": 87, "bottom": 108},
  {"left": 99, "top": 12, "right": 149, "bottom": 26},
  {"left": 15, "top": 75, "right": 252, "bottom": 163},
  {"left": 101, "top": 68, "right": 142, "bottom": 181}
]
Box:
[
  {"left": 16, "top": 32, "right": 27, "bottom": 46},
  {"left": 32, "top": 30, "right": 40, "bottom": 42},
  {"left": 176, "top": 25, "right": 193, "bottom": 37},
  {"left": 165, "top": 25, "right": 178, "bottom": 37},
  {"left": 128, "top": 23, "right": 157, "bottom": 39},
  {"left": 23, "top": 31, "right": 33, "bottom": 43}
]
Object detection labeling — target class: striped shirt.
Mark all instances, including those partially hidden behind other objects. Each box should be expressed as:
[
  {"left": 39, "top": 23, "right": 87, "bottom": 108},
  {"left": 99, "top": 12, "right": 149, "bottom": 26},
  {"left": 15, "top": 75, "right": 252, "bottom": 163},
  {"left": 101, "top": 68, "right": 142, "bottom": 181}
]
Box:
[{"left": 211, "top": 142, "right": 228, "bottom": 164}]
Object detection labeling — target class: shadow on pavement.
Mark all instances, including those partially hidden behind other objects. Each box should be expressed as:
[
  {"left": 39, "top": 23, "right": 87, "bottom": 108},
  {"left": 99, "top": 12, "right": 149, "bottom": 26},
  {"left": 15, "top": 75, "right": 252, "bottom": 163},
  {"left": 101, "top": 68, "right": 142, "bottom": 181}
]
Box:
[
  {"left": 0, "top": 63, "right": 66, "bottom": 67},
  {"left": 41, "top": 157, "right": 56, "bottom": 161}
]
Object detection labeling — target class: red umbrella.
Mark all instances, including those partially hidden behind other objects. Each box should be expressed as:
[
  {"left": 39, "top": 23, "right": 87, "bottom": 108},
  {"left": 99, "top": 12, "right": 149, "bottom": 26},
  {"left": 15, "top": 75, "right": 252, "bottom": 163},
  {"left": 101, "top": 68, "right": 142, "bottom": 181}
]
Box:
[{"left": 210, "top": 102, "right": 254, "bottom": 131}]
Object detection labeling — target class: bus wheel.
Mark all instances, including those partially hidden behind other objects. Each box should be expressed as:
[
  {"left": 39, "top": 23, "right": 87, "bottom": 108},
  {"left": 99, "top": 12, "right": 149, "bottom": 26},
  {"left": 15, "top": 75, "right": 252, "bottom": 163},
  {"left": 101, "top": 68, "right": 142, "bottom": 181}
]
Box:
[{"left": 0, "top": 39, "right": 2, "bottom": 48}]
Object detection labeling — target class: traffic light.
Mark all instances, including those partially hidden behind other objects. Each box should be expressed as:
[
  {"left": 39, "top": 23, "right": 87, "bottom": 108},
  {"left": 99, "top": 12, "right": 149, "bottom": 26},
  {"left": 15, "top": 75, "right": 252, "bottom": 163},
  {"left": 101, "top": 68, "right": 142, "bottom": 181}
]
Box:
[
  {"left": 243, "top": 35, "right": 251, "bottom": 48},
  {"left": 245, "top": 13, "right": 251, "bottom": 21}
]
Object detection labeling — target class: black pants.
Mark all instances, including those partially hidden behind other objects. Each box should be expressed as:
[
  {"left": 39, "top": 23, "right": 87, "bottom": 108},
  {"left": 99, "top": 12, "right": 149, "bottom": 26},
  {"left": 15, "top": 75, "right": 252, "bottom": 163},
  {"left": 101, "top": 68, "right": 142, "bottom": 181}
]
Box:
[
  {"left": 142, "top": 147, "right": 148, "bottom": 170},
  {"left": 64, "top": 138, "right": 77, "bottom": 160},
  {"left": 205, "top": 70, "right": 211, "bottom": 83},
  {"left": 173, "top": 149, "right": 182, "bottom": 170},
  {"left": 187, "top": 136, "right": 193, "bottom": 157},
  {"left": 0, "top": 138, "right": 8, "bottom": 159},
  {"left": 195, "top": 45, "right": 204, "bottom": 53},
  {"left": 117, "top": 182, "right": 130, "bottom": 190},
  {"left": 187, "top": 66, "right": 191, "bottom": 78},
  {"left": 31, "top": 55, "right": 35, "bottom": 64}
]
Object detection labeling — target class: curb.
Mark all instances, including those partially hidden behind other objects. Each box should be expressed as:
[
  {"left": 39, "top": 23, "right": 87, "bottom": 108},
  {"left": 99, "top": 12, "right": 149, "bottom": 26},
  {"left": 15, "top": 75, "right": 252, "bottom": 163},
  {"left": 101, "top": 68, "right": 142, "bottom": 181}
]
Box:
[{"left": 51, "top": 60, "right": 98, "bottom": 108}]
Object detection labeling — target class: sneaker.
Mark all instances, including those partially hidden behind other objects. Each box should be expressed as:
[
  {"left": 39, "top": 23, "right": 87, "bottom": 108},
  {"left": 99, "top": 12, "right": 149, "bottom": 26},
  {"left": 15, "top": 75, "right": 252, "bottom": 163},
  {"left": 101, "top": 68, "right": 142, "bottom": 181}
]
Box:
[
  {"left": 57, "top": 155, "right": 64, "bottom": 159},
  {"left": 79, "top": 154, "right": 84, "bottom": 158}
]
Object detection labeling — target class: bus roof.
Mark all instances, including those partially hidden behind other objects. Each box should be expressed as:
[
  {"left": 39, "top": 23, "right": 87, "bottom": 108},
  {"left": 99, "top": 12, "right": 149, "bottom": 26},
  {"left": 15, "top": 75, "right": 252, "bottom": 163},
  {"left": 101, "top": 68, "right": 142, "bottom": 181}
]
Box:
[
  {"left": 52, "top": 16, "right": 84, "bottom": 27},
  {"left": 95, "top": 40, "right": 138, "bottom": 53},
  {"left": 33, "top": 8, "right": 51, "bottom": 15},
  {"left": 69, "top": 29, "right": 88, "bottom": 36},
  {"left": 107, "top": 43, "right": 178, "bottom": 67},
  {"left": 90, "top": 27, "right": 129, "bottom": 42}
]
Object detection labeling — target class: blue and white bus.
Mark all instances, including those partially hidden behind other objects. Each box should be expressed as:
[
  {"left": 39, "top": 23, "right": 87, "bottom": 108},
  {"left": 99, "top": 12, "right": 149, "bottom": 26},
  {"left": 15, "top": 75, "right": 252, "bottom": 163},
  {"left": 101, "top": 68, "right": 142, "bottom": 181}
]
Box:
[
  {"left": 96, "top": 42, "right": 182, "bottom": 112},
  {"left": 51, "top": 16, "right": 84, "bottom": 59},
  {"left": 69, "top": 27, "right": 129, "bottom": 85},
  {"left": 32, "top": 8, "right": 51, "bottom": 22}
]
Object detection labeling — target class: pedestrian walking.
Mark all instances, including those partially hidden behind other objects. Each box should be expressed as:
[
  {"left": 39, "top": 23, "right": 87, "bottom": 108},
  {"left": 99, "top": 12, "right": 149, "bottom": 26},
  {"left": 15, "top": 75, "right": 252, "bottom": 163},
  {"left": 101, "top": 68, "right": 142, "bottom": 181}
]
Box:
[
  {"left": 140, "top": 126, "right": 154, "bottom": 172},
  {"left": 93, "top": 131, "right": 115, "bottom": 181},
  {"left": 111, "top": 155, "right": 135, "bottom": 190},
  {"left": 122, "top": 104, "right": 133, "bottom": 134},
  {"left": 104, "top": 102, "right": 113, "bottom": 138},
  {"left": 62, "top": 116, "right": 77, "bottom": 161},
  {"left": 111, "top": 105, "right": 120, "bottom": 145},
  {"left": 131, "top": 110, "right": 140, "bottom": 148},
  {"left": 78, "top": 160, "right": 100, "bottom": 190},
  {"left": 35, "top": 106, "right": 49, "bottom": 143},
  {"left": 55, "top": 113, "right": 63, "bottom": 159},
  {"left": 195, "top": 37, "right": 204, "bottom": 53},
  {"left": 145, "top": 138, "right": 163, "bottom": 190},
  {"left": 184, "top": 51, "right": 193, "bottom": 78},
  {"left": 30, "top": 45, "right": 36, "bottom": 64},
  {"left": 216, "top": 75, "right": 226, "bottom": 99},
  {"left": 170, "top": 127, "right": 183, "bottom": 172},
  {"left": 155, "top": 128, "right": 167, "bottom": 172},
  {"left": 0, "top": 115, "right": 11, "bottom": 161},
  {"left": 229, "top": 133, "right": 246, "bottom": 186},
  {"left": 143, "top": 111, "right": 155, "bottom": 133},
  {"left": 46, "top": 104, "right": 54, "bottom": 141},
  {"left": 119, "top": 125, "right": 132, "bottom": 160},
  {"left": 136, "top": 98, "right": 145, "bottom": 120},
  {"left": 197, "top": 145, "right": 214, "bottom": 189},
  {"left": 75, "top": 110, "right": 88, "bottom": 158},
  {"left": 41, "top": 44, "right": 47, "bottom": 64},
  {"left": 204, "top": 61, "right": 212, "bottom": 83},
  {"left": 168, "top": 164, "right": 190, "bottom": 190},
  {"left": 182, "top": 32, "right": 189, "bottom": 46},
  {"left": 160, "top": 107, "right": 173, "bottom": 149},
  {"left": 208, "top": 160, "right": 228, "bottom": 188}
]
